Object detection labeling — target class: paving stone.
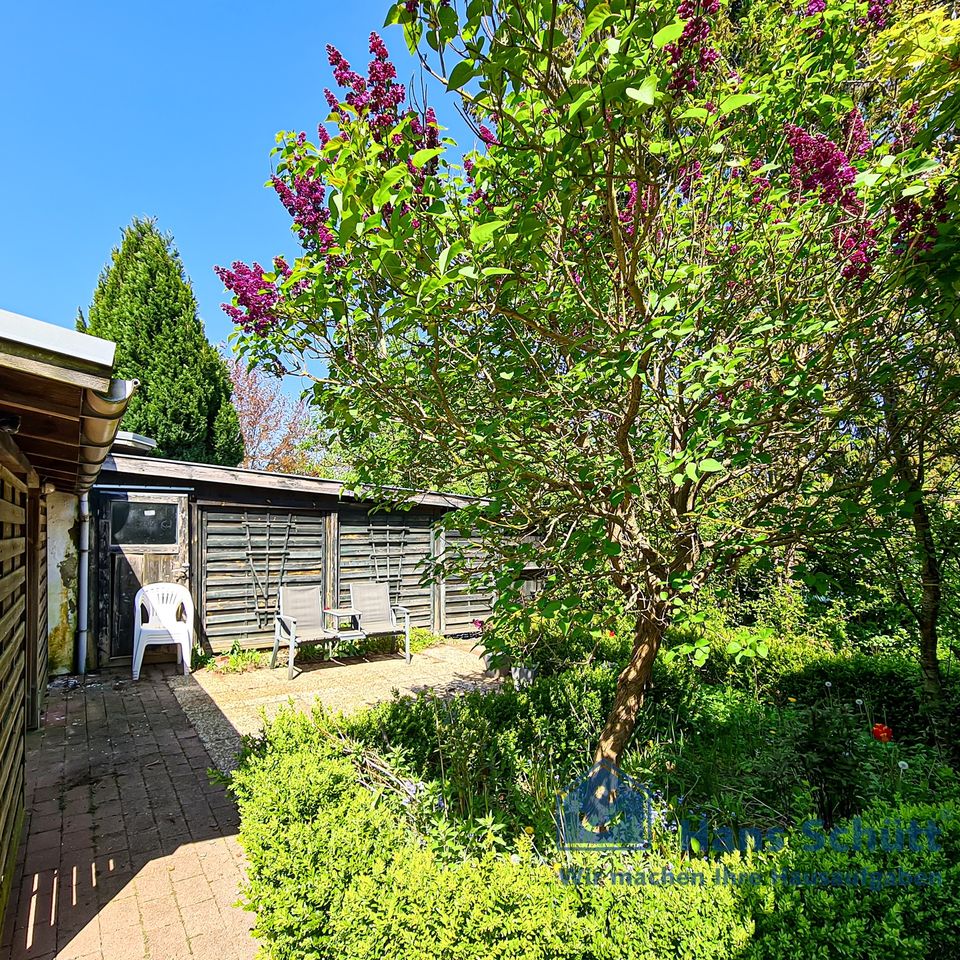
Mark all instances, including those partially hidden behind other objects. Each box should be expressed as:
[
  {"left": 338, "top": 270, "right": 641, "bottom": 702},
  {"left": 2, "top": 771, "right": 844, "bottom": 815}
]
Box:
[{"left": 2, "top": 668, "right": 259, "bottom": 960}]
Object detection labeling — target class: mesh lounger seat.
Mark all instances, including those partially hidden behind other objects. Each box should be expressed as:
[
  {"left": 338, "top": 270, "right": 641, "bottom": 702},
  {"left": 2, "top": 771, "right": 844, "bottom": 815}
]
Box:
[
  {"left": 347, "top": 581, "right": 411, "bottom": 666},
  {"left": 270, "top": 585, "right": 335, "bottom": 680}
]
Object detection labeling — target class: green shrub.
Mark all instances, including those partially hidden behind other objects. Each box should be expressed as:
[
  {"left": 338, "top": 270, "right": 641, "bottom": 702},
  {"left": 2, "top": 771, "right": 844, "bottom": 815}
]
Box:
[
  {"left": 410, "top": 626, "right": 446, "bottom": 653},
  {"left": 231, "top": 707, "right": 755, "bottom": 960},
  {"left": 743, "top": 800, "right": 960, "bottom": 959},
  {"left": 232, "top": 701, "right": 960, "bottom": 960},
  {"left": 340, "top": 666, "right": 616, "bottom": 841},
  {"left": 478, "top": 610, "right": 633, "bottom": 676}
]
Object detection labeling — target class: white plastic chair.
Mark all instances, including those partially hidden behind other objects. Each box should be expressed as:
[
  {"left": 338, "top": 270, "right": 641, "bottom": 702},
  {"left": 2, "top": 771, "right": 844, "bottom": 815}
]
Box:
[{"left": 132, "top": 582, "right": 194, "bottom": 680}]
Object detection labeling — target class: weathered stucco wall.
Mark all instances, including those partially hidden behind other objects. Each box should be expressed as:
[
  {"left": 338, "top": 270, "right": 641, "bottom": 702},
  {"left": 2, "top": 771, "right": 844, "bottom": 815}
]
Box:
[{"left": 47, "top": 493, "right": 79, "bottom": 675}]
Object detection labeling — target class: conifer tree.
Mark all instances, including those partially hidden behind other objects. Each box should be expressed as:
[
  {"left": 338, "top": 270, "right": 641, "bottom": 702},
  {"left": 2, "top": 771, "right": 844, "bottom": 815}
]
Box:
[{"left": 80, "top": 218, "right": 243, "bottom": 465}]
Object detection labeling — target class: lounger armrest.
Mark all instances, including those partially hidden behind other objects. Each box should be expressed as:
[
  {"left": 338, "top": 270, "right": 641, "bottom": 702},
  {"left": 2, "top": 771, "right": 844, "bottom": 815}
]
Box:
[
  {"left": 392, "top": 605, "right": 410, "bottom": 616},
  {"left": 275, "top": 614, "right": 297, "bottom": 636}
]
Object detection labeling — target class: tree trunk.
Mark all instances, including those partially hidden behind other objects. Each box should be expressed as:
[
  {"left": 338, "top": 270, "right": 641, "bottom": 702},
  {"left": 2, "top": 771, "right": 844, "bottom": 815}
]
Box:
[
  {"left": 883, "top": 392, "right": 944, "bottom": 709},
  {"left": 594, "top": 611, "right": 667, "bottom": 765},
  {"left": 909, "top": 492, "right": 944, "bottom": 705}
]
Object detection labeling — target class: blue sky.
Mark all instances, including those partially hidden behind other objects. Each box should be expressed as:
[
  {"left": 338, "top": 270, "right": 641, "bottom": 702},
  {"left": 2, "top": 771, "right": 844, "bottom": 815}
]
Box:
[{"left": 0, "top": 2, "right": 470, "bottom": 364}]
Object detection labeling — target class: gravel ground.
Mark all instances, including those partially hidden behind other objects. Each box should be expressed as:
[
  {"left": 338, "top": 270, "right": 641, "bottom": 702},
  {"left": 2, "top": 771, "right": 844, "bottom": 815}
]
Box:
[{"left": 167, "top": 638, "right": 496, "bottom": 771}]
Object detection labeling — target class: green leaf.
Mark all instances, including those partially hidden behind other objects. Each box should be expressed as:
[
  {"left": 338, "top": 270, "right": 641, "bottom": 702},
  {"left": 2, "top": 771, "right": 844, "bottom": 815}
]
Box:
[
  {"left": 447, "top": 59, "right": 475, "bottom": 92},
  {"left": 627, "top": 75, "right": 659, "bottom": 105},
  {"left": 652, "top": 21, "right": 684, "bottom": 49},
  {"left": 470, "top": 219, "right": 508, "bottom": 245},
  {"left": 410, "top": 147, "right": 443, "bottom": 168},
  {"left": 373, "top": 164, "right": 407, "bottom": 206},
  {"left": 383, "top": 3, "right": 403, "bottom": 26},
  {"left": 567, "top": 88, "right": 594, "bottom": 120},
  {"left": 584, "top": 2, "right": 613, "bottom": 37},
  {"left": 606, "top": 37, "right": 621, "bottom": 55},
  {"left": 718, "top": 93, "right": 762, "bottom": 115},
  {"left": 698, "top": 458, "right": 724, "bottom": 473}
]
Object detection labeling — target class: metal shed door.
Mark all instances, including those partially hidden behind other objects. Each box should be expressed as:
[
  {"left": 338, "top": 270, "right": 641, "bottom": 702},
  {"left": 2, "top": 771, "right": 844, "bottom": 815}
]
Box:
[{"left": 200, "top": 508, "right": 325, "bottom": 651}]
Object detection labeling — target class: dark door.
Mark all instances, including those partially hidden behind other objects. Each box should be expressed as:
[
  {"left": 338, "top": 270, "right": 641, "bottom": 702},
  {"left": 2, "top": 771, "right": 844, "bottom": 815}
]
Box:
[{"left": 105, "top": 493, "right": 189, "bottom": 657}]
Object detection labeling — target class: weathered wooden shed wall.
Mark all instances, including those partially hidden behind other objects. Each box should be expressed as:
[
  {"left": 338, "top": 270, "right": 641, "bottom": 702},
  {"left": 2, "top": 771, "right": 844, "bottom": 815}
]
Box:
[
  {"left": 338, "top": 508, "right": 436, "bottom": 630},
  {"left": 93, "top": 456, "right": 493, "bottom": 658},
  {"left": 438, "top": 530, "right": 495, "bottom": 633},
  {"left": 201, "top": 507, "right": 327, "bottom": 648},
  {"left": 0, "top": 464, "right": 26, "bottom": 913},
  {"left": 27, "top": 494, "right": 47, "bottom": 729}
]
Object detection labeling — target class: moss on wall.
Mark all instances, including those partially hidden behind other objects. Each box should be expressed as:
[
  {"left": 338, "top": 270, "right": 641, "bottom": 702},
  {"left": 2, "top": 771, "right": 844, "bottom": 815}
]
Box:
[{"left": 47, "top": 494, "right": 79, "bottom": 674}]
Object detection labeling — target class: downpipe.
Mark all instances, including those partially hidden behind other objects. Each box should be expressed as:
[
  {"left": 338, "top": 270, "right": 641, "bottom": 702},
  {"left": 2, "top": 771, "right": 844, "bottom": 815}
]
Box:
[{"left": 78, "top": 493, "right": 90, "bottom": 675}]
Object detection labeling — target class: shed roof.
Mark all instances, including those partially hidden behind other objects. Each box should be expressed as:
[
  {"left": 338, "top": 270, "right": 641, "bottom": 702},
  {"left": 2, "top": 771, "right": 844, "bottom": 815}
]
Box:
[
  {"left": 0, "top": 308, "right": 116, "bottom": 385},
  {"left": 100, "top": 454, "right": 478, "bottom": 510},
  {"left": 0, "top": 309, "right": 136, "bottom": 492}
]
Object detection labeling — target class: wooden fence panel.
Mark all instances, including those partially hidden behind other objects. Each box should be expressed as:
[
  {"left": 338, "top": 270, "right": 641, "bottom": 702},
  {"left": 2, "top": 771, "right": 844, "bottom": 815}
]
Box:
[
  {"left": 200, "top": 508, "right": 326, "bottom": 650},
  {"left": 0, "top": 468, "right": 26, "bottom": 912},
  {"left": 338, "top": 509, "right": 435, "bottom": 630},
  {"left": 440, "top": 531, "right": 494, "bottom": 634},
  {"left": 36, "top": 497, "right": 47, "bottom": 703}
]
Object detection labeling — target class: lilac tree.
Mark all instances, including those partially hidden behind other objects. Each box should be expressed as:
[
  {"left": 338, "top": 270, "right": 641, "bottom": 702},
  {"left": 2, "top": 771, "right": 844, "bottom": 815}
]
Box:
[{"left": 219, "top": 2, "right": 953, "bottom": 762}]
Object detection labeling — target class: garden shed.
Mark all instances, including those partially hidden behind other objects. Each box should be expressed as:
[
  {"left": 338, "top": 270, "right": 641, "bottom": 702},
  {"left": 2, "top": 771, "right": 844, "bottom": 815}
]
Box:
[{"left": 90, "top": 455, "right": 494, "bottom": 662}]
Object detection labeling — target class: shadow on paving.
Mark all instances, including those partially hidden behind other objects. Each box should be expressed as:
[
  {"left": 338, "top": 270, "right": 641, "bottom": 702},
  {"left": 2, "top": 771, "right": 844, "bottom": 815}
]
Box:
[{"left": 0, "top": 666, "right": 257, "bottom": 960}]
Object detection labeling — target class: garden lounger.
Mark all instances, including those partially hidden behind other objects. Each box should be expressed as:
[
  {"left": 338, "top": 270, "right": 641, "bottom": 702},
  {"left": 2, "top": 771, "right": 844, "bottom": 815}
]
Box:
[
  {"left": 271, "top": 585, "right": 335, "bottom": 680},
  {"left": 347, "top": 581, "right": 411, "bottom": 665}
]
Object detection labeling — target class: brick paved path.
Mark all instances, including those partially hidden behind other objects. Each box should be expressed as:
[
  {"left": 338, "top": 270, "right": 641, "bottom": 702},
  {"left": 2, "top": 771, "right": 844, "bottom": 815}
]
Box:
[{"left": 1, "top": 668, "right": 258, "bottom": 960}]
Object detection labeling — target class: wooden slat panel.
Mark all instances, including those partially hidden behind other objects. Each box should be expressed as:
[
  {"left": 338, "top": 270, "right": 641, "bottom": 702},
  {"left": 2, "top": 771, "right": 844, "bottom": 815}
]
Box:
[
  {"left": 0, "top": 501, "right": 24, "bottom": 526},
  {"left": 35, "top": 496, "right": 48, "bottom": 712},
  {"left": 200, "top": 508, "right": 326, "bottom": 651},
  {"left": 442, "top": 532, "right": 494, "bottom": 633},
  {"left": 0, "top": 539, "right": 24, "bottom": 565},
  {"left": 0, "top": 466, "right": 26, "bottom": 496},
  {"left": 0, "top": 476, "right": 26, "bottom": 919},
  {"left": 0, "top": 597, "right": 25, "bottom": 645},
  {"left": 338, "top": 509, "right": 434, "bottom": 630},
  {"left": 0, "top": 570, "right": 25, "bottom": 608}
]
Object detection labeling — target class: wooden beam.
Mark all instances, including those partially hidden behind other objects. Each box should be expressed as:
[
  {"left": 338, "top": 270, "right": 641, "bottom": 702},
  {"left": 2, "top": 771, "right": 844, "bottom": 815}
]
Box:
[
  {"left": 38, "top": 469, "right": 79, "bottom": 485},
  {"left": 0, "top": 433, "right": 36, "bottom": 487},
  {"left": 14, "top": 413, "right": 80, "bottom": 448},
  {"left": 0, "top": 400, "right": 80, "bottom": 423},
  {"left": 0, "top": 347, "right": 110, "bottom": 393},
  {"left": 0, "top": 383, "right": 81, "bottom": 422},
  {"left": 15, "top": 446, "right": 82, "bottom": 468}
]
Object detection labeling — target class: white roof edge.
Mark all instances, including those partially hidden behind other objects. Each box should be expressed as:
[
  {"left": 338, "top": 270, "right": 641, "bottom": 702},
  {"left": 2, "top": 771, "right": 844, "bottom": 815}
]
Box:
[{"left": 0, "top": 307, "right": 116, "bottom": 370}]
